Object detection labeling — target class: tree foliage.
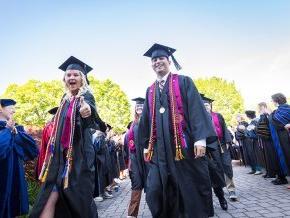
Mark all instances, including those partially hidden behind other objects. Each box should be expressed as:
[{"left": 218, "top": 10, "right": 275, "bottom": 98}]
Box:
[
  {"left": 194, "top": 77, "right": 244, "bottom": 126},
  {"left": 1, "top": 77, "right": 131, "bottom": 133}
]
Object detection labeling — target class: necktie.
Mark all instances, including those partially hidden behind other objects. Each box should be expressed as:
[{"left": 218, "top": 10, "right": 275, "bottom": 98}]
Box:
[{"left": 159, "top": 80, "right": 165, "bottom": 92}]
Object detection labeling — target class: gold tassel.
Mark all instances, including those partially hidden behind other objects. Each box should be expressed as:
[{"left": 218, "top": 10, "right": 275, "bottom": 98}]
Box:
[
  {"left": 41, "top": 167, "right": 49, "bottom": 183},
  {"left": 175, "top": 146, "right": 184, "bottom": 161},
  {"left": 63, "top": 175, "right": 69, "bottom": 189},
  {"left": 146, "top": 149, "right": 153, "bottom": 161}
]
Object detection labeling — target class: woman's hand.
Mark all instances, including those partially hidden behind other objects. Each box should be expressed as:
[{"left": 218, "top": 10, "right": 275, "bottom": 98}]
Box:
[
  {"left": 285, "top": 123, "right": 290, "bottom": 130},
  {"left": 79, "top": 96, "right": 91, "bottom": 118}
]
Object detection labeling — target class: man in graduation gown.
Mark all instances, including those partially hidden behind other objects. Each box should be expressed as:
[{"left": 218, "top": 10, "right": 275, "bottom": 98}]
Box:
[
  {"left": 36, "top": 106, "right": 58, "bottom": 178},
  {"left": 0, "top": 99, "right": 39, "bottom": 218},
  {"left": 139, "top": 43, "right": 217, "bottom": 218},
  {"left": 244, "top": 110, "right": 263, "bottom": 175},
  {"left": 202, "top": 95, "right": 238, "bottom": 202},
  {"left": 127, "top": 97, "right": 148, "bottom": 218}
]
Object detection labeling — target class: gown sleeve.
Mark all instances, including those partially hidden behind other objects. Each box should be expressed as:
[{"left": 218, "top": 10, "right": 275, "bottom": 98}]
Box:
[
  {"left": 138, "top": 88, "right": 151, "bottom": 150},
  {"left": 182, "top": 76, "right": 217, "bottom": 144},
  {"left": 14, "top": 125, "right": 39, "bottom": 161}
]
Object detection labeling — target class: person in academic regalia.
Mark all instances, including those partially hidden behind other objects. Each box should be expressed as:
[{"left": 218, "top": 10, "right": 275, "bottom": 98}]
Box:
[
  {"left": 92, "top": 128, "right": 107, "bottom": 201},
  {"left": 30, "top": 56, "right": 106, "bottom": 218},
  {"left": 200, "top": 95, "right": 227, "bottom": 211},
  {"left": 36, "top": 106, "right": 58, "bottom": 179},
  {"left": 202, "top": 95, "right": 238, "bottom": 204},
  {"left": 0, "top": 99, "right": 39, "bottom": 218},
  {"left": 268, "top": 93, "right": 290, "bottom": 185},
  {"left": 244, "top": 110, "right": 263, "bottom": 175},
  {"left": 256, "top": 102, "right": 279, "bottom": 179},
  {"left": 138, "top": 43, "right": 217, "bottom": 218},
  {"left": 127, "top": 97, "right": 148, "bottom": 218},
  {"left": 235, "top": 114, "right": 249, "bottom": 166}
]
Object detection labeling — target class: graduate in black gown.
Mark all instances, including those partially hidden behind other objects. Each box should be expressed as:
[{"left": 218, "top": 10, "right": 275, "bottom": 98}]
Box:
[
  {"left": 92, "top": 129, "right": 107, "bottom": 201},
  {"left": 0, "top": 99, "right": 39, "bottom": 218},
  {"left": 203, "top": 95, "right": 238, "bottom": 202},
  {"left": 235, "top": 114, "right": 249, "bottom": 166},
  {"left": 243, "top": 110, "right": 263, "bottom": 175},
  {"left": 268, "top": 93, "right": 290, "bottom": 185},
  {"left": 127, "top": 97, "right": 148, "bottom": 217},
  {"left": 30, "top": 56, "right": 105, "bottom": 218},
  {"left": 200, "top": 95, "right": 227, "bottom": 212},
  {"left": 139, "top": 43, "right": 217, "bottom": 218}
]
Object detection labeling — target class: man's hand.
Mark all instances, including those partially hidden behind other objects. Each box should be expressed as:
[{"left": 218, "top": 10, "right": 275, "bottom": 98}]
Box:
[
  {"left": 194, "top": 145, "right": 206, "bottom": 158},
  {"left": 6, "top": 118, "right": 15, "bottom": 130},
  {"left": 285, "top": 123, "right": 290, "bottom": 130},
  {"left": 79, "top": 96, "right": 91, "bottom": 118},
  {"left": 6, "top": 118, "right": 17, "bottom": 134}
]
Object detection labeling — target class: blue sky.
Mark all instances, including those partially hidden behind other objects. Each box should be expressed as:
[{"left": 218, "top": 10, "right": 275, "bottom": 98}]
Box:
[{"left": 1, "top": 0, "right": 290, "bottom": 108}]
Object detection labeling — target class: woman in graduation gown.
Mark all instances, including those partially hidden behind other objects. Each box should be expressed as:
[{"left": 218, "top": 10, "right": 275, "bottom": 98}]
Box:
[
  {"left": 139, "top": 44, "right": 217, "bottom": 218},
  {"left": 0, "top": 99, "right": 39, "bottom": 218},
  {"left": 127, "top": 97, "right": 148, "bottom": 217},
  {"left": 30, "top": 56, "right": 105, "bottom": 218}
]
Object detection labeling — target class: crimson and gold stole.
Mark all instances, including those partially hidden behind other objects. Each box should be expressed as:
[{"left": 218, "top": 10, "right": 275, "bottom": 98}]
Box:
[
  {"left": 147, "top": 73, "right": 187, "bottom": 161},
  {"left": 39, "top": 96, "right": 79, "bottom": 189}
]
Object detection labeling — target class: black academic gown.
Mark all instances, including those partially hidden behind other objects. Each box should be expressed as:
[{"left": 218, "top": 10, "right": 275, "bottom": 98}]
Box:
[
  {"left": 206, "top": 141, "right": 226, "bottom": 190},
  {"left": 0, "top": 122, "right": 38, "bottom": 218},
  {"left": 257, "top": 114, "right": 280, "bottom": 177},
  {"left": 139, "top": 75, "right": 217, "bottom": 218},
  {"left": 30, "top": 91, "right": 100, "bottom": 218},
  {"left": 128, "top": 122, "right": 148, "bottom": 191},
  {"left": 216, "top": 113, "right": 234, "bottom": 179},
  {"left": 243, "top": 120, "right": 261, "bottom": 170},
  {"left": 235, "top": 121, "right": 249, "bottom": 166},
  {"left": 269, "top": 113, "right": 290, "bottom": 176},
  {"left": 93, "top": 131, "right": 107, "bottom": 197}
]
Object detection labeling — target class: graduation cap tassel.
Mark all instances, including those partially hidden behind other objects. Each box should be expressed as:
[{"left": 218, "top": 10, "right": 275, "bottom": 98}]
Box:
[{"left": 171, "top": 54, "right": 182, "bottom": 71}]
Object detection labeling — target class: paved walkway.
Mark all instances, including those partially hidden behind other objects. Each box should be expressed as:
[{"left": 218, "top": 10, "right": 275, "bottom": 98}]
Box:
[{"left": 96, "top": 164, "right": 290, "bottom": 218}]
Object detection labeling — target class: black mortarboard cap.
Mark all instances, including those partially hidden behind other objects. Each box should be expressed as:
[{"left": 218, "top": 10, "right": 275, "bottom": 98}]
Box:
[
  {"left": 0, "top": 99, "right": 16, "bottom": 107},
  {"left": 132, "top": 97, "right": 145, "bottom": 104},
  {"left": 201, "top": 94, "right": 214, "bottom": 104},
  {"left": 127, "top": 121, "right": 133, "bottom": 129},
  {"left": 245, "top": 110, "right": 256, "bottom": 119},
  {"left": 106, "top": 123, "right": 112, "bottom": 130},
  {"left": 48, "top": 107, "right": 58, "bottom": 115},
  {"left": 143, "top": 43, "right": 182, "bottom": 70},
  {"left": 59, "top": 56, "right": 93, "bottom": 84}
]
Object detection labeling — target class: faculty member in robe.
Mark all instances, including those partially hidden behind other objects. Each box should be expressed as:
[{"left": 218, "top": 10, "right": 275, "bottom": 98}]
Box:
[{"left": 0, "top": 99, "right": 38, "bottom": 218}]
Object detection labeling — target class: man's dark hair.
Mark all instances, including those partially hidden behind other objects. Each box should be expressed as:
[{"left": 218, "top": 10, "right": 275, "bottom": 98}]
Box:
[{"left": 271, "top": 93, "right": 287, "bottom": 105}]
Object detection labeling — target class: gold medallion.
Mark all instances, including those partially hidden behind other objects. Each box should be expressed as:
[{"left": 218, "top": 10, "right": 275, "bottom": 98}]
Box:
[{"left": 159, "top": 107, "right": 165, "bottom": 114}]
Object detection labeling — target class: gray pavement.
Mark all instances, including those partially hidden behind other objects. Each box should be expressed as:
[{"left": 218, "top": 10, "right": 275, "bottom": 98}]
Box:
[{"left": 96, "top": 164, "right": 290, "bottom": 218}]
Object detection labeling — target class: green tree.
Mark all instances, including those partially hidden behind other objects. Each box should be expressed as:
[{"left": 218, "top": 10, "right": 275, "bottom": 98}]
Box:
[
  {"left": 2, "top": 80, "right": 63, "bottom": 127},
  {"left": 1, "top": 77, "right": 131, "bottom": 133},
  {"left": 194, "top": 77, "right": 244, "bottom": 126},
  {"left": 89, "top": 76, "right": 131, "bottom": 133}
]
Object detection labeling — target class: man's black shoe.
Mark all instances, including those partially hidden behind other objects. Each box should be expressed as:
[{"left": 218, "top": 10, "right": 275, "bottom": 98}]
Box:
[
  {"left": 218, "top": 197, "right": 228, "bottom": 211},
  {"left": 272, "top": 178, "right": 288, "bottom": 185}
]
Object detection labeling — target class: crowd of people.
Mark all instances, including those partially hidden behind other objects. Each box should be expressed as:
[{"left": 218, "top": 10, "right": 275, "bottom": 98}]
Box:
[
  {"left": 234, "top": 94, "right": 290, "bottom": 188},
  {"left": 0, "top": 43, "right": 289, "bottom": 218}
]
